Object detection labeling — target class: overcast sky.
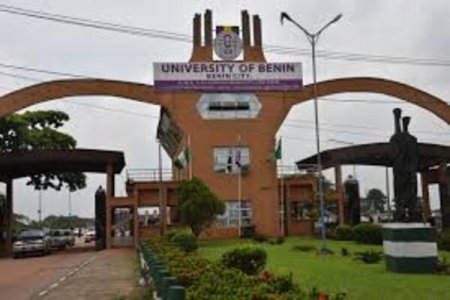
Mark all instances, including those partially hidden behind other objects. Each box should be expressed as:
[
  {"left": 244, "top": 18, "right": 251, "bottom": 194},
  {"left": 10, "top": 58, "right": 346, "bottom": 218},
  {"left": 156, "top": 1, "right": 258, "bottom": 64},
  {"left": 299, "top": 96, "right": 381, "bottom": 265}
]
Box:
[{"left": 0, "top": 0, "right": 448, "bottom": 220}]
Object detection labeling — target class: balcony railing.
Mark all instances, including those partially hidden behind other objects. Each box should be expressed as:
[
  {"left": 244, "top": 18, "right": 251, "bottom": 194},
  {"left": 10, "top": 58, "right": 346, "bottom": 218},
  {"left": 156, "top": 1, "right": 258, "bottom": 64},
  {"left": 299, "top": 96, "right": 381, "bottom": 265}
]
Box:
[
  {"left": 126, "top": 168, "right": 174, "bottom": 182},
  {"left": 277, "top": 164, "right": 318, "bottom": 178}
]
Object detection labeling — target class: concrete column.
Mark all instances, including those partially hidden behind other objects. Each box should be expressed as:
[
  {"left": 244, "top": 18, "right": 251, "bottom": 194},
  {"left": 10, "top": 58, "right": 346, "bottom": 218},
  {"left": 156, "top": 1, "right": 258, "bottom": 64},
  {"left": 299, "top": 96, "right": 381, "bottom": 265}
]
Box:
[
  {"left": 438, "top": 163, "right": 450, "bottom": 229},
  {"left": 334, "top": 165, "right": 344, "bottom": 225},
  {"left": 420, "top": 171, "right": 431, "bottom": 219},
  {"left": 5, "top": 179, "right": 13, "bottom": 255}
]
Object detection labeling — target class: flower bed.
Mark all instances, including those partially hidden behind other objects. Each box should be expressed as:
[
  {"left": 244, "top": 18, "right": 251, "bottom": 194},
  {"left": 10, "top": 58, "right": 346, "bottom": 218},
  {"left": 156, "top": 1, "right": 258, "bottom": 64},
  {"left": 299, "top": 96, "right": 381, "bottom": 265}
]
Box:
[{"left": 142, "top": 237, "right": 346, "bottom": 300}]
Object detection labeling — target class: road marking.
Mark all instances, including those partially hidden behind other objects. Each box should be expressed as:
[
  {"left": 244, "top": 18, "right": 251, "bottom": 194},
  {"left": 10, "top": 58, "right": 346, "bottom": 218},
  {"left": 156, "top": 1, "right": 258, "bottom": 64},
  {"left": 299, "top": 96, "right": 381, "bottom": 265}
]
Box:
[
  {"left": 37, "top": 253, "right": 97, "bottom": 298},
  {"left": 38, "top": 290, "right": 48, "bottom": 297},
  {"left": 50, "top": 283, "right": 58, "bottom": 289}
]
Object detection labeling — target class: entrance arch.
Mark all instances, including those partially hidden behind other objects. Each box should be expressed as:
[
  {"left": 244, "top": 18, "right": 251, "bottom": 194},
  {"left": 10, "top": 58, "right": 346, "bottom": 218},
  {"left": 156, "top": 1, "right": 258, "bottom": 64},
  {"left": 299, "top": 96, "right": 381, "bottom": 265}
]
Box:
[
  {"left": 283, "top": 77, "right": 450, "bottom": 125},
  {"left": 0, "top": 77, "right": 448, "bottom": 125},
  {"left": 0, "top": 79, "right": 160, "bottom": 116}
]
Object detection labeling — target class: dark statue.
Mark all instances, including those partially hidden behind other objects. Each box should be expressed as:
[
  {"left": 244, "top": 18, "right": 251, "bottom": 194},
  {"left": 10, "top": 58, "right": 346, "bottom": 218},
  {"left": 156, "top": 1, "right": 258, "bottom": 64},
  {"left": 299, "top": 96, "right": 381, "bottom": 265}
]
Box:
[
  {"left": 389, "top": 108, "right": 421, "bottom": 222},
  {"left": 95, "top": 185, "right": 106, "bottom": 250}
]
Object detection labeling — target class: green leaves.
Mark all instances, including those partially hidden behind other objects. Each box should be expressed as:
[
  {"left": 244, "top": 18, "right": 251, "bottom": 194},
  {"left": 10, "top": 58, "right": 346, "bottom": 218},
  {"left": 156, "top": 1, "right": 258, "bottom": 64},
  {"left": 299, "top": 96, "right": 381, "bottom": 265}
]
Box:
[
  {"left": 176, "top": 177, "right": 225, "bottom": 237},
  {"left": 0, "top": 110, "right": 85, "bottom": 192}
]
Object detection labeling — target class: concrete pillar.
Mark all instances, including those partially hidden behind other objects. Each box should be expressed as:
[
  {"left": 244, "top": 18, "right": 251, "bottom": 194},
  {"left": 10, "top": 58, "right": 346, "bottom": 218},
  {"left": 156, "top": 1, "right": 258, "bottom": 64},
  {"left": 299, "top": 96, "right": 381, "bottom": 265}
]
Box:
[
  {"left": 334, "top": 165, "right": 344, "bottom": 225},
  {"left": 438, "top": 163, "right": 450, "bottom": 229},
  {"left": 420, "top": 171, "right": 432, "bottom": 219},
  {"left": 5, "top": 179, "right": 13, "bottom": 255}
]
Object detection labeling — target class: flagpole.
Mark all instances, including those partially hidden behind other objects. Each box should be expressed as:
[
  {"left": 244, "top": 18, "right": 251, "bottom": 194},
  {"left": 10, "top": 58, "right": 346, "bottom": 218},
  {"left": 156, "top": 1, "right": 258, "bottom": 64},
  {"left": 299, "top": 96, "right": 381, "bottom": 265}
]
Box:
[
  {"left": 237, "top": 135, "right": 242, "bottom": 238},
  {"left": 280, "top": 137, "right": 285, "bottom": 237},
  {"left": 188, "top": 134, "right": 192, "bottom": 180}
]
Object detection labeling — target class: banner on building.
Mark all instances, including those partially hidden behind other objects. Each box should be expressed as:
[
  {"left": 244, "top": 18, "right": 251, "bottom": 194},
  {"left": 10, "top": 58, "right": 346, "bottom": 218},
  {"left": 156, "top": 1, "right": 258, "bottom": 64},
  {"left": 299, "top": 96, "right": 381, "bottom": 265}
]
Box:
[
  {"left": 157, "top": 107, "right": 183, "bottom": 158},
  {"left": 153, "top": 62, "right": 302, "bottom": 92}
]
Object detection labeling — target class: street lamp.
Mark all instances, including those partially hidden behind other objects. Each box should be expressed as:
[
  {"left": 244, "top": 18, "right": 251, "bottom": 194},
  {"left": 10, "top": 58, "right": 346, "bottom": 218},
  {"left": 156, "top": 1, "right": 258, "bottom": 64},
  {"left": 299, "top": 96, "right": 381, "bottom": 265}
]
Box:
[{"left": 281, "top": 12, "right": 342, "bottom": 254}]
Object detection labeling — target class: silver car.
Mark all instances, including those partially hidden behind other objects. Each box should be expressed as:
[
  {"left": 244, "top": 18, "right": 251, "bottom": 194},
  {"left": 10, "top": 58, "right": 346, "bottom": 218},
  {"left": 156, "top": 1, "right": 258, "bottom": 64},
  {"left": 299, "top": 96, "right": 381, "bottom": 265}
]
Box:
[{"left": 13, "top": 229, "right": 51, "bottom": 258}]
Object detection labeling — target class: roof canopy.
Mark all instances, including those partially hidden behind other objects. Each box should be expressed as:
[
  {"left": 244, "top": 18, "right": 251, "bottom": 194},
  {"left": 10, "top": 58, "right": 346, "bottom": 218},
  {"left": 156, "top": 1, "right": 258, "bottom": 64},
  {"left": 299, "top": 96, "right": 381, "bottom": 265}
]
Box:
[
  {"left": 0, "top": 149, "right": 125, "bottom": 179},
  {"left": 296, "top": 143, "right": 450, "bottom": 172}
]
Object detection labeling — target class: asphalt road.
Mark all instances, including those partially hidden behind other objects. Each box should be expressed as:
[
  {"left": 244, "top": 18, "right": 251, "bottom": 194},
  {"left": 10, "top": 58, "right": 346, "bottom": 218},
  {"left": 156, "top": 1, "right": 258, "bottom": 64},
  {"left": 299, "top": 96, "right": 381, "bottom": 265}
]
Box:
[{"left": 0, "top": 238, "right": 97, "bottom": 300}]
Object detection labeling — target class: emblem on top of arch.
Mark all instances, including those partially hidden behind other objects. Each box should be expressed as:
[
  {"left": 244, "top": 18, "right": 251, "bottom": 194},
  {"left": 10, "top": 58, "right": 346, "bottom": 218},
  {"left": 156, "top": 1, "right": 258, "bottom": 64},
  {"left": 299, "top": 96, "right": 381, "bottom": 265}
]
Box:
[{"left": 214, "top": 26, "right": 243, "bottom": 61}]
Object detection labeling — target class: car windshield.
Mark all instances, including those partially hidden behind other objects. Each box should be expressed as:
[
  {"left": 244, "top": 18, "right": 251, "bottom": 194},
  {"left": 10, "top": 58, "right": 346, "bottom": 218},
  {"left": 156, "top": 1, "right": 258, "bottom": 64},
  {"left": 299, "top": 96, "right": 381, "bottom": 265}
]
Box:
[{"left": 18, "top": 230, "right": 44, "bottom": 240}]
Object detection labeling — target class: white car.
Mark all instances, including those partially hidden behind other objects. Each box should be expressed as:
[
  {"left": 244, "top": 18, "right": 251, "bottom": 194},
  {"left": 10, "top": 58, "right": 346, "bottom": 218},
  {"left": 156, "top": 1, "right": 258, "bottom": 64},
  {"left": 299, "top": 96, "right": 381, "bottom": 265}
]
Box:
[
  {"left": 13, "top": 229, "right": 51, "bottom": 258},
  {"left": 84, "top": 231, "right": 96, "bottom": 243}
]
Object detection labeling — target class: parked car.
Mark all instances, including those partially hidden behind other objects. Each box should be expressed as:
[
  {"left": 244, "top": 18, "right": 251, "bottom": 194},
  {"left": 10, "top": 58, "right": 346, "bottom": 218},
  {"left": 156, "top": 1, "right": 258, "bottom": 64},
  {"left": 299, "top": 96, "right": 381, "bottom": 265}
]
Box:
[
  {"left": 84, "top": 231, "right": 96, "bottom": 243},
  {"left": 13, "top": 229, "right": 51, "bottom": 258},
  {"left": 48, "top": 229, "right": 67, "bottom": 250},
  {"left": 61, "top": 229, "right": 75, "bottom": 247}
]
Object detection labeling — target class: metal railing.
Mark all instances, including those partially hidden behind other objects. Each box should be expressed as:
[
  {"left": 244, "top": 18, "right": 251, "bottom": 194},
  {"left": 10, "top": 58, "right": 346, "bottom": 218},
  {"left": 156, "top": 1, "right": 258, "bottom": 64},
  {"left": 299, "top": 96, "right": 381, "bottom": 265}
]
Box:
[
  {"left": 126, "top": 168, "right": 174, "bottom": 182},
  {"left": 277, "top": 164, "right": 318, "bottom": 178}
]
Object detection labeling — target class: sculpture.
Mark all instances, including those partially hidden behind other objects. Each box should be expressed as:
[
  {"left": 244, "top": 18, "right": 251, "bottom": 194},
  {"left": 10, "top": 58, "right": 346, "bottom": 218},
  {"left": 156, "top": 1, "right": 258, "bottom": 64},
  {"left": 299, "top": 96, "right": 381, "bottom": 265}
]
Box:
[{"left": 389, "top": 108, "right": 421, "bottom": 222}]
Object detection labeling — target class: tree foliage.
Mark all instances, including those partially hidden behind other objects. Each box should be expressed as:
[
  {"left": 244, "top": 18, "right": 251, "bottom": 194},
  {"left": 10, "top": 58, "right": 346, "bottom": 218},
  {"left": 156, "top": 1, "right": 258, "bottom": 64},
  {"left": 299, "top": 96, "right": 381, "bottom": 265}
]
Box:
[
  {"left": 176, "top": 177, "right": 225, "bottom": 237},
  {"left": 0, "top": 110, "right": 86, "bottom": 191},
  {"left": 363, "top": 188, "right": 387, "bottom": 213}
]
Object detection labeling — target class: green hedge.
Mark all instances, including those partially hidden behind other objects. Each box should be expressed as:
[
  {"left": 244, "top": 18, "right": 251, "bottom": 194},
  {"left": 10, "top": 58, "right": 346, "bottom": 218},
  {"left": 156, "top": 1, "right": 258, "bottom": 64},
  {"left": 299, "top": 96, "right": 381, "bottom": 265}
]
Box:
[
  {"left": 334, "top": 225, "right": 354, "bottom": 241},
  {"left": 439, "top": 229, "right": 450, "bottom": 251},
  {"left": 171, "top": 231, "right": 198, "bottom": 252},
  {"left": 352, "top": 223, "right": 382, "bottom": 245},
  {"left": 220, "top": 246, "right": 267, "bottom": 275}
]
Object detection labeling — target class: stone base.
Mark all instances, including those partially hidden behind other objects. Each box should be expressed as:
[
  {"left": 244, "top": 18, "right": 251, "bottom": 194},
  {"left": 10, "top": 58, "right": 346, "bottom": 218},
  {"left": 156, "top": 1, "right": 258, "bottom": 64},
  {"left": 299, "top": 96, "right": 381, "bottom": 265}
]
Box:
[{"left": 382, "top": 223, "right": 437, "bottom": 273}]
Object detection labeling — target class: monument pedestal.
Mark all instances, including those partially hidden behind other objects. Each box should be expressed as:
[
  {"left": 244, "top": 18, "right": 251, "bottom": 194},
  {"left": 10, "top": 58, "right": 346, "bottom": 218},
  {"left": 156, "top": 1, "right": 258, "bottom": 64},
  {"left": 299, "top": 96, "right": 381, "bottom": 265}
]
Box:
[{"left": 382, "top": 223, "right": 437, "bottom": 273}]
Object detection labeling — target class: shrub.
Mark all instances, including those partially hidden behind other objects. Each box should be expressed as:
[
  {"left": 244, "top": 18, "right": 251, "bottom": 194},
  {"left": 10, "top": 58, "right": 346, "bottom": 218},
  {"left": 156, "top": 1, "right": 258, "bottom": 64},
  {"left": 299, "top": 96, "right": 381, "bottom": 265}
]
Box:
[
  {"left": 271, "top": 272, "right": 295, "bottom": 294},
  {"left": 171, "top": 231, "right": 198, "bottom": 252},
  {"left": 352, "top": 223, "right": 382, "bottom": 245},
  {"left": 220, "top": 246, "right": 267, "bottom": 275},
  {"left": 334, "top": 225, "right": 354, "bottom": 241},
  {"left": 439, "top": 229, "right": 450, "bottom": 251},
  {"left": 353, "top": 250, "right": 383, "bottom": 264},
  {"left": 165, "top": 227, "right": 190, "bottom": 241},
  {"left": 436, "top": 257, "right": 450, "bottom": 275},
  {"left": 292, "top": 244, "right": 316, "bottom": 252}
]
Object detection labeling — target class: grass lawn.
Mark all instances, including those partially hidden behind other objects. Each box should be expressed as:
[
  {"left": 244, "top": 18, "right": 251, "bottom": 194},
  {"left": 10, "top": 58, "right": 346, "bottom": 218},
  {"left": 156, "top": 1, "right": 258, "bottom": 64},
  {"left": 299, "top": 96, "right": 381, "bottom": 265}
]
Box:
[{"left": 198, "top": 237, "right": 450, "bottom": 300}]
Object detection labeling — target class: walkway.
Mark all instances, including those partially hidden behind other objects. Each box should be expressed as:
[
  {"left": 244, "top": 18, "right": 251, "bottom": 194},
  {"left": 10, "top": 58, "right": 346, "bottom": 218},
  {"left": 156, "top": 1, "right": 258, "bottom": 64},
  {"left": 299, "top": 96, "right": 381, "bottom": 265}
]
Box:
[{"left": 37, "top": 248, "right": 135, "bottom": 300}]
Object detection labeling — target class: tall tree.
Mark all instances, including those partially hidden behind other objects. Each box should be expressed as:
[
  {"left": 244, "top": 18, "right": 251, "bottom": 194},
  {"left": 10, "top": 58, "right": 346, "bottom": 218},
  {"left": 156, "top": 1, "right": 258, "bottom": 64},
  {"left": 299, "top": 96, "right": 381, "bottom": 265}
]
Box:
[
  {"left": 0, "top": 110, "right": 86, "bottom": 191},
  {"left": 176, "top": 177, "right": 225, "bottom": 237},
  {"left": 364, "top": 188, "right": 387, "bottom": 213}
]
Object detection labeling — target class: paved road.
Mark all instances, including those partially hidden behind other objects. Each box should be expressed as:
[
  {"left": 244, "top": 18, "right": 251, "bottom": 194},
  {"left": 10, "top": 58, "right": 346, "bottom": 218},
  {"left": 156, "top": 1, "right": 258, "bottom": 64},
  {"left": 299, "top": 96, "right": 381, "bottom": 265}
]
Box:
[{"left": 0, "top": 239, "right": 135, "bottom": 300}]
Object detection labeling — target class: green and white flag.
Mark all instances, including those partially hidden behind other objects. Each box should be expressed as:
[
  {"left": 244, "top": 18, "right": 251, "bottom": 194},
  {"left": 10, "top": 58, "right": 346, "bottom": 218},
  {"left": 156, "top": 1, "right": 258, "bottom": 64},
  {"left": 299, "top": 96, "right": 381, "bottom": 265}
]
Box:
[
  {"left": 174, "top": 147, "right": 191, "bottom": 169},
  {"left": 271, "top": 137, "right": 282, "bottom": 161}
]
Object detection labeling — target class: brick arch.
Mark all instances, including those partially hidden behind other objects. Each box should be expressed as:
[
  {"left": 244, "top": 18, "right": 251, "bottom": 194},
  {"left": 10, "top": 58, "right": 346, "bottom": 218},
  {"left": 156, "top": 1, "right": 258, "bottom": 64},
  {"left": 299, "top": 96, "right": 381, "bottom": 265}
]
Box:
[
  {"left": 284, "top": 77, "right": 450, "bottom": 125},
  {"left": 0, "top": 79, "right": 160, "bottom": 116}
]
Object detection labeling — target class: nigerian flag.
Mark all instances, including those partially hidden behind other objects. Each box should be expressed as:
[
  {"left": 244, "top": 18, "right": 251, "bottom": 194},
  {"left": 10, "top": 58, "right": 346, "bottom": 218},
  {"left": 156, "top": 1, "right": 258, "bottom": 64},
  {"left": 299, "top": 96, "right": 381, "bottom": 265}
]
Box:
[{"left": 174, "top": 147, "right": 191, "bottom": 169}]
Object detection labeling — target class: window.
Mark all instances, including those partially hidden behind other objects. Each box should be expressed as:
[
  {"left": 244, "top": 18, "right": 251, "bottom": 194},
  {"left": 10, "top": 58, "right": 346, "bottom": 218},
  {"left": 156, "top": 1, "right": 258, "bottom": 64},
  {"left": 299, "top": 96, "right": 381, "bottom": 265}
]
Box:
[
  {"left": 290, "top": 201, "right": 314, "bottom": 221},
  {"left": 216, "top": 200, "right": 252, "bottom": 228},
  {"left": 197, "top": 93, "right": 261, "bottom": 119},
  {"left": 213, "top": 147, "right": 250, "bottom": 174}
]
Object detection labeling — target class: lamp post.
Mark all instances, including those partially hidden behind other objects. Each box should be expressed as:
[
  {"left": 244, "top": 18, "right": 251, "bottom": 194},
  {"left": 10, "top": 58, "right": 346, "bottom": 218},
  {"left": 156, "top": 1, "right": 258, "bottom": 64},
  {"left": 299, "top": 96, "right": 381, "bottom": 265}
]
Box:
[{"left": 281, "top": 12, "right": 342, "bottom": 253}]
